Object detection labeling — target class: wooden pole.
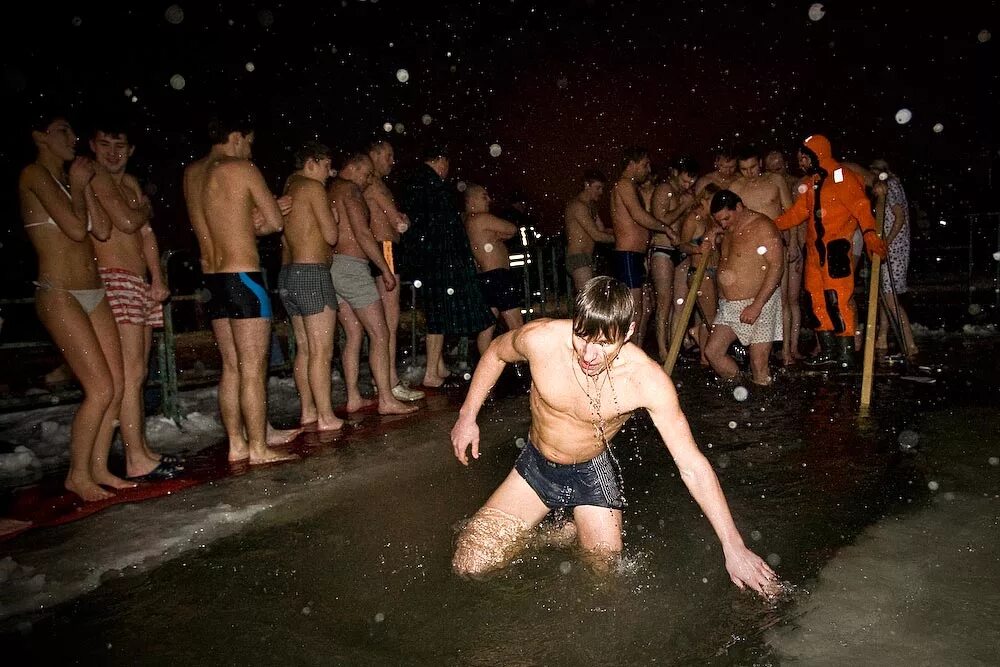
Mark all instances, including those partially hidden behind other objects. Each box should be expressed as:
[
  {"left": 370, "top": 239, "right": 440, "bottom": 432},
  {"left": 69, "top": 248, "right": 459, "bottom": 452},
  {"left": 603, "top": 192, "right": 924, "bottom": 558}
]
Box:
[
  {"left": 663, "top": 249, "right": 713, "bottom": 376},
  {"left": 860, "top": 191, "right": 887, "bottom": 409}
]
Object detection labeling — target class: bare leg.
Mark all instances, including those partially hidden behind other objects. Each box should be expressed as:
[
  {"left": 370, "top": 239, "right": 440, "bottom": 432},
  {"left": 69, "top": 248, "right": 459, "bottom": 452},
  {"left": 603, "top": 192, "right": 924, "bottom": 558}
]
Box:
[
  {"left": 423, "top": 333, "right": 447, "bottom": 387},
  {"left": 117, "top": 321, "right": 163, "bottom": 478},
  {"left": 211, "top": 319, "right": 249, "bottom": 462},
  {"left": 289, "top": 314, "right": 317, "bottom": 424},
  {"left": 377, "top": 274, "right": 402, "bottom": 387},
  {"left": 573, "top": 505, "right": 624, "bottom": 572},
  {"left": 704, "top": 324, "right": 740, "bottom": 380},
  {"left": 476, "top": 322, "right": 496, "bottom": 356},
  {"left": 500, "top": 307, "right": 524, "bottom": 332},
  {"left": 230, "top": 318, "right": 297, "bottom": 464},
  {"left": 452, "top": 469, "right": 550, "bottom": 578},
  {"left": 36, "top": 290, "right": 115, "bottom": 501},
  {"left": 671, "top": 260, "right": 691, "bottom": 341},
  {"left": 87, "top": 301, "right": 133, "bottom": 490},
  {"left": 337, "top": 301, "right": 374, "bottom": 413},
  {"left": 627, "top": 287, "right": 645, "bottom": 346},
  {"left": 748, "top": 341, "right": 773, "bottom": 386},
  {"left": 696, "top": 275, "right": 718, "bottom": 366},
  {"left": 571, "top": 266, "right": 594, "bottom": 294},
  {"left": 353, "top": 301, "right": 418, "bottom": 415},
  {"left": 787, "top": 257, "right": 804, "bottom": 359},
  {"left": 649, "top": 254, "right": 673, "bottom": 362},
  {"left": 303, "top": 307, "right": 343, "bottom": 430}
]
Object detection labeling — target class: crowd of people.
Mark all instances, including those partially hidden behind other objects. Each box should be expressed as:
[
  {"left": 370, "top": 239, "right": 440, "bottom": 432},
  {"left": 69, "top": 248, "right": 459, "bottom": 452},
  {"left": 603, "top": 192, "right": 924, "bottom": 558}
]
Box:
[
  {"left": 563, "top": 140, "right": 915, "bottom": 386},
  {"left": 17, "top": 107, "right": 913, "bottom": 531}
]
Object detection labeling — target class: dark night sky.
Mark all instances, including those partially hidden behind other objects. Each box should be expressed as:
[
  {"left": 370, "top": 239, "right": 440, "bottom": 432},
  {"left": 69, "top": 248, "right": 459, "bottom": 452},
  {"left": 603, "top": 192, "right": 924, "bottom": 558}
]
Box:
[{"left": 2, "top": 0, "right": 997, "bottom": 296}]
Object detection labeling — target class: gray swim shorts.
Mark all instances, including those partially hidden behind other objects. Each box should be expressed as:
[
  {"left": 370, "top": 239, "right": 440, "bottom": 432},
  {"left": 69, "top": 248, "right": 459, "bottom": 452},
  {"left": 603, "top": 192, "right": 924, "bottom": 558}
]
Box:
[
  {"left": 330, "top": 253, "right": 381, "bottom": 309},
  {"left": 278, "top": 263, "right": 338, "bottom": 317}
]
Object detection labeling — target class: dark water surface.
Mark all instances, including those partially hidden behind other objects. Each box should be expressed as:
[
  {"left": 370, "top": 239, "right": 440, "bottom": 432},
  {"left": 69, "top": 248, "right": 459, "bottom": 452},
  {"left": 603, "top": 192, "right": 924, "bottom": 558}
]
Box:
[{"left": 4, "top": 335, "right": 998, "bottom": 666}]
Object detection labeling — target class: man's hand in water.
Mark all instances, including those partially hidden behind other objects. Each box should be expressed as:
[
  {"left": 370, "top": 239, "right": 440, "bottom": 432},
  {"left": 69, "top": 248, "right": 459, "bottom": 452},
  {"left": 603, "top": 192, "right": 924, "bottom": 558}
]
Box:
[
  {"left": 724, "top": 544, "right": 781, "bottom": 598},
  {"left": 451, "top": 414, "right": 481, "bottom": 466}
]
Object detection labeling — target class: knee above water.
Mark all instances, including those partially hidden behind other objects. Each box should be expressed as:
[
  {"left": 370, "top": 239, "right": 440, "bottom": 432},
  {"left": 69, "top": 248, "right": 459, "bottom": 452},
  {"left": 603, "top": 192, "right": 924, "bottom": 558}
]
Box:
[{"left": 451, "top": 507, "right": 528, "bottom": 578}]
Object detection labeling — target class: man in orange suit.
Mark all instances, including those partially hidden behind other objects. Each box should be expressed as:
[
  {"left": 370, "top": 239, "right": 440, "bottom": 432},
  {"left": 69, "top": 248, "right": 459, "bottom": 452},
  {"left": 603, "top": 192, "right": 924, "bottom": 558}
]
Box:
[{"left": 774, "top": 134, "right": 887, "bottom": 369}]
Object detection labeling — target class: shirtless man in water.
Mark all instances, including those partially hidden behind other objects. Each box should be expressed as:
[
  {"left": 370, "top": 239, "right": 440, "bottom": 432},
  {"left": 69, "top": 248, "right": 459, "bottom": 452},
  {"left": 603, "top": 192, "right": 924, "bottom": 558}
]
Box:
[
  {"left": 450, "top": 276, "right": 780, "bottom": 597},
  {"left": 765, "top": 149, "right": 806, "bottom": 362},
  {"left": 328, "top": 154, "right": 419, "bottom": 416},
  {"left": 610, "top": 147, "right": 676, "bottom": 346},
  {"left": 564, "top": 170, "right": 612, "bottom": 293},
  {"left": 703, "top": 190, "right": 785, "bottom": 386},
  {"left": 183, "top": 113, "right": 298, "bottom": 464},
  {"left": 278, "top": 141, "right": 344, "bottom": 432}
]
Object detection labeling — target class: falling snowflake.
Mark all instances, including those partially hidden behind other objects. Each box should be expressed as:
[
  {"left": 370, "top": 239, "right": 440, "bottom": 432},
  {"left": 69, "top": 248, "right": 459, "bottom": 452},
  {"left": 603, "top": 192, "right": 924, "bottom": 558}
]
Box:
[
  {"left": 808, "top": 3, "right": 825, "bottom": 21},
  {"left": 489, "top": 143, "right": 502, "bottom": 157},
  {"left": 169, "top": 74, "right": 186, "bottom": 90},
  {"left": 396, "top": 68, "right": 409, "bottom": 83},
  {"left": 895, "top": 108, "right": 912, "bottom": 124},
  {"left": 165, "top": 4, "right": 184, "bottom": 24}
]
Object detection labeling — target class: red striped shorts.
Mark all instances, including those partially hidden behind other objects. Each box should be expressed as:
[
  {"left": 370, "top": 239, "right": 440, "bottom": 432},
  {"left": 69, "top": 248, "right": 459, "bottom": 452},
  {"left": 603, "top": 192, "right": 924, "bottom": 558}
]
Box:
[{"left": 98, "top": 267, "right": 164, "bottom": 328}]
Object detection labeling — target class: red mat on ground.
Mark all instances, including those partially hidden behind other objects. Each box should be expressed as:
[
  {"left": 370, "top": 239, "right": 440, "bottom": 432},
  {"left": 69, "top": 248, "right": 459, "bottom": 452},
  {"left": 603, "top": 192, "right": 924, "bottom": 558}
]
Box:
[{"left": 0, "top": 392, "right": 461, "bottom": 542}]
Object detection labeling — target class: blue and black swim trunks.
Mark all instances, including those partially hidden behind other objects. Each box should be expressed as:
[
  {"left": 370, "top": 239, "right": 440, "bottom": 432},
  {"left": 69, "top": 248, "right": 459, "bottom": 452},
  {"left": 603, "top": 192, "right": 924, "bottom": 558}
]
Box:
[
  {"left": 514, "top": 438, "right": 625, "bottom": 510},
  {"left": 205, "top": 271, "right": 272, "bottom": 320}
]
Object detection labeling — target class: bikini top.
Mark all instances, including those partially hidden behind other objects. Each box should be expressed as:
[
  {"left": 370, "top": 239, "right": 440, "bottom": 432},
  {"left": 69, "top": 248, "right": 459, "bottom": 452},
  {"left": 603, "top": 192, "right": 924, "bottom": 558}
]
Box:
[{"left": 23, "top": 179, "right": 70, "bottom": 230}]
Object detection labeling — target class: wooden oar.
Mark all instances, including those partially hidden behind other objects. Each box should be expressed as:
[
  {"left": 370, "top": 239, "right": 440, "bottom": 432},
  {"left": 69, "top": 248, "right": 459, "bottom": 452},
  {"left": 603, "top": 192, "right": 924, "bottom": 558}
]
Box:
[
  {"left": 663, "top": 249, "right": 713, "bottom": 376},
  {"left": 860, "top": 190, "right": 887, "bottom": 410}
]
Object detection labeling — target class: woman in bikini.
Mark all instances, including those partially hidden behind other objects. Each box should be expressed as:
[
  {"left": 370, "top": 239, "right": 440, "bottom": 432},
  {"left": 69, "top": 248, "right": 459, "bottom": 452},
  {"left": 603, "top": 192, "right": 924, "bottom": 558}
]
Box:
[{"left": 19, "top": 112, "right": 133, "bottom": 501}]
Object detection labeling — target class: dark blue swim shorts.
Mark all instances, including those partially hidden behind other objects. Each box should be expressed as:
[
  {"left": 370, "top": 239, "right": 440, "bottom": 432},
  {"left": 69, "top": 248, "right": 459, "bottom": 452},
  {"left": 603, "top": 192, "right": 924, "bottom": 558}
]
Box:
[{"left": 514, "top": 438, "right": 625, "bottom": 510}]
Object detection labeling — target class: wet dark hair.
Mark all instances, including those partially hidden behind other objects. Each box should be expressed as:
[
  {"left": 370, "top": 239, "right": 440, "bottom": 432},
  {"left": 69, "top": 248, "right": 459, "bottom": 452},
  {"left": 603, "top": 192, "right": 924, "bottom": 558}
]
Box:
[
  {"left": 736, "top": 145, "right": 760, "bottom": 162},
  {"left": 582, "top": 169, "right": 607, "bottom": 185},
  {"left": 699, "top": 182, "right": 722, "bottom": 202},
  {"left": 710, "top": 189, "right": 743, "bottom": 214},
  {"left": 207, "top": 110, "right": 255, "bottom": 145},
  {"left": 572, "top": 276, "right": 635, "bottom": 343},
  {"left": 293, "top": 140, "right": 331, "bottom": 169},
  {"left": 340, "top": 152, "right": 371, "bottom": 171}
]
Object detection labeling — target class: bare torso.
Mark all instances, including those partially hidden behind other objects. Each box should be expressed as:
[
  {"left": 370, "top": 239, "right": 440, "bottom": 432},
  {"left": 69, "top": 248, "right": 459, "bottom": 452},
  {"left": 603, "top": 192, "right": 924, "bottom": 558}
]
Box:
[
  {"left": 198, "top": 158, "right": 265, "bottom": 273},
  {"left": 717, "top": 215, "right": 776, "bottom": 301},
  {"left": 364, "top": 179, "right": 401, "bottom": 243},
  {"left": 695, "top": 171, "right": 738, "bottom": 194},
  {"left": 92, "top": 174, "right": 147, "bottom": 275},
  {"left": 523, "top": 319, "right": 644, "bottom": 463},
  {"left": 329, "top": 178, "right": 368, "bottom": 259},
  {"left": 465, "top": 212, "right": 511, "bottom": 272},
  {"left": 564, "top": 198, "right": 599, "bottom": 256},
  {"left": 282, "top": 174, "right": 333, "bottom": 264},
  {"left": 650, "top": 180, "right": 683, "bottom": 247},
  {"left": 731, "top": 173, "right": 791, "bottom": 221},
  {"left": 611, "top": 178, "right": 650, "bottom": 252}
]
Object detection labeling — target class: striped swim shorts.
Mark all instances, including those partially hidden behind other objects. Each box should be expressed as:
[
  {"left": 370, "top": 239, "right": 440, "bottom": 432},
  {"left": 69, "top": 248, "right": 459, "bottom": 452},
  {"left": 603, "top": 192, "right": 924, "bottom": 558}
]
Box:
[{"left": 98, "top": 267, "right": 164, "bottom": 328}]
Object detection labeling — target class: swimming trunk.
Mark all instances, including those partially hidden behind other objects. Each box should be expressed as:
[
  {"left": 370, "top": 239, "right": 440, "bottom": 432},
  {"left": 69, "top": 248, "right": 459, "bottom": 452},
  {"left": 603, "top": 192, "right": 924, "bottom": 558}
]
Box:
[
  {"left": 565, "top": 252, "right": 593, "bottom": 274},
  {"left": 206, "top": 271, "right": 272, "bottom": 320},
  {"left": 34, "top": 280, "right": 106, "bottom": 315},
  {"left": 369, "top": 240, "right": 402, "bottom": 278},
  {"left": 278, "top": 263, "right": 338, "bottom": 317},
  {"left": 713, "top": 290, "right": 783, "bottom": 346},
  {"left": 612, "top": 250, "right": 646, "bottom": 289},
  {"left": 477, "top": 267, "right": 522, "bottom": 313},
  {"left": 330, "top": 253, "right": 380, "bottom": 309},
  {"left": 514, "top": 438, "right": 625, "bottom": 510},
  {"left": 650, "top": 245, "right": 686, "bottom": 266},
  {"left": 98, "top": 267, "right": 164, "bottom": 327}
]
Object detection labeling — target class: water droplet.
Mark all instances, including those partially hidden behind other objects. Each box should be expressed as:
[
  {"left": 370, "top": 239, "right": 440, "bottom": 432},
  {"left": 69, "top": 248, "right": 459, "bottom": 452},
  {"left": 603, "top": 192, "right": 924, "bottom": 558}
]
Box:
[
  {"left": 374, "top": 612, "right": 385, "bottom": 623},
  {"left": 421, "top": 114, "right": 433, "bottom": 125},
  {"left": 927, "top": 480, "right": 939, "bottom": 491},
  {"left": 978, "top": 29, "right": 992, "bottom": 43},
  {"left": 733, "top": 386, "right": 749, "bottom": 402},
  {"left": 413, "top": 279, "right": 423, "bottom": 289},
  {"left": 895, "top": 108, "right": 912, "bottom": 125},
  {"left": 756, "top": 245, "right": 767, "bottom": 255},
  {"left": 394, "top": 122, "right": 405, "bottom": 134},
  {"left": 728, "top": 421, "right": 737, "bottom": 429},
  {"left": 932, "top": 122, "right": 944, "bottom": 133},
  {"left": 559, "top": 561, "right": 572, "bottom": 575},
  {"left": 71, "top": 16, "right": 82, "bottom": 27},
  {"left": 257, "top": 9, "right": 274, "bottom": 28},
  {"left": 797, "top": 183, "right": 808, "bottom": 195},
  {"left": 245, "top": 62, "right": 255, "bottom": 72},
  {"left": 483, "top": 243, "right": 494, "bottom": 253},
  {"left": 489, "top": 143, "right": 502, "bottom": 158},
  {"left": 382, "top": 122, "right": 393, "bottom": 132},
  {"left": 165, "top": 4, "right": 184, "bottom": 24},
  {"left": 446, "top": 287, "right": 455, "bottom": 296},
  {"left": 968, "top": 303, "right": 982, "bottom": 316},
  {"left": 898, "top": 430, "right": 919, "bottom": 451},
  {"left": 169, "top": 74, "right": 186, "bottom": 90},
  {"left": 991, "top": 251, "right": 1000, "bottom": 261},
  {"left": 124, "top": 88, "right": 133, "bottom": 97},
  {"left": 396, "top": 68, "right": 409, "bottom": 83},
  {"left": 515, "top": 437, "right": 526, "bottom": 448},
  {"left": 766, "top": 553, "right": 781, "bottom": 566},
  {"left": 456, "top": 181, "right": 467, "bottom": 192},
  {"left": 808, "top": 3, "right": 825, "bottom": 21},
  {"left": 988, "top": 456, "right": 999, "bottom": 466},
  {"left": 301, "top": 606, "right": 311, "bottom": 615},
  {"left": 463, "top": 372, "right": 471, "bottom": 381}
]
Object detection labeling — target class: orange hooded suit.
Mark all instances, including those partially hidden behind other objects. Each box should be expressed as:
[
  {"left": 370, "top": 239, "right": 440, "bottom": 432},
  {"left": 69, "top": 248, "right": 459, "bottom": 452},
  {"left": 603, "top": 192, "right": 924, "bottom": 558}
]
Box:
[{"left": 775, "top": 134, "right": 887, "bottom": 337}]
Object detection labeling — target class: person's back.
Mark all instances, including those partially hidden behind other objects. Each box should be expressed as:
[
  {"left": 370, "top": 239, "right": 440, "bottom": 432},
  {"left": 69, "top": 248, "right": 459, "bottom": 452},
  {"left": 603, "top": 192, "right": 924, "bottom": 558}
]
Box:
[
  {"left": 283, "top": 173, "right": 334, "bottom": 264},
  {"left": 182, "top": 154, "right": 217, "bottom": 274},
  {"left": 202, "top": 157, "right": 263, "bottom": 273}
]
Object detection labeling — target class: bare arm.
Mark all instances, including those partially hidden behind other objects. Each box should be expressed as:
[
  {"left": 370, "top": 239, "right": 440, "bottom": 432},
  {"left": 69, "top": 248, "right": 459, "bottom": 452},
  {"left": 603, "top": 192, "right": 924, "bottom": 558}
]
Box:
[
  {"left": 308, "top": 181, "right": 339, "bottom": 247},
  {"left": 652, "top": 184, "right": 695, "bottom": 228},
  {"left": 618, "top": 182, "right": 675, "bottom": 239},
  {"left": 480, "top": 214, "right": 518, "bottom": 239},
  {"left": 749, "top": 222, "right": 785, "bottom": 312},
  {"left": 773, "top": 187, "right": 811, "bottom": 231},
  {"left": 451, "top": 323, "right": 536, "bottom": 465},
  {"left": 886, "top": 203, "right": 905, "bottom": 244},
  {"left": 775, "top": 174, "right": 793, "bottom": 213},
  {"left": 247, "top": 165, "right": 284, "bottom": 235},
  {"left": 90, "top": 169, "right": 148, "bottom": 233},
  {"left": 642, "top": 363, "right": 778, "bottom": 595},
  {"left": 344, "top": 192, "right": 389, "bottom": 272}
]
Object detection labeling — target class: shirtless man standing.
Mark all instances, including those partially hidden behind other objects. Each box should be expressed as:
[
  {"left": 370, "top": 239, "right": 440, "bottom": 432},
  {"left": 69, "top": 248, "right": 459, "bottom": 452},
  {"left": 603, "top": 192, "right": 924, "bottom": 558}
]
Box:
[
  {"left": 765, "top": 149, "right": 806, "bottom": 361},
  {"left": 364, "top": 139, "right": 424, "bottom": 402},
  {"left": 703, "top": 191, "right": 785, "bottom": 386},
  {"left": 89, "top": 122, "right": 180, "bottom": 480},
  {"left": 564, "top": 170, "right": 612, "bottom": 293},
  {"left": 183, "top": 113, "right": 297, "bottom": 464},
  {"left": 464, "top": 184, "right": 524, "bottom": 354},
  {"left": 328, "top": 154, "right": 419, "bottom": 416},
  {"left": 694, "top": 147, "right": 739, "bottom": 195},
  {"left": 277, "top": 141, "right": 344, "bottom": 432},
  {"left": 450, "top": 276, "right": 780, "bottom": 597},
  {"left": 610, "top": 147, "right": 676, "bottom": 345}
]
